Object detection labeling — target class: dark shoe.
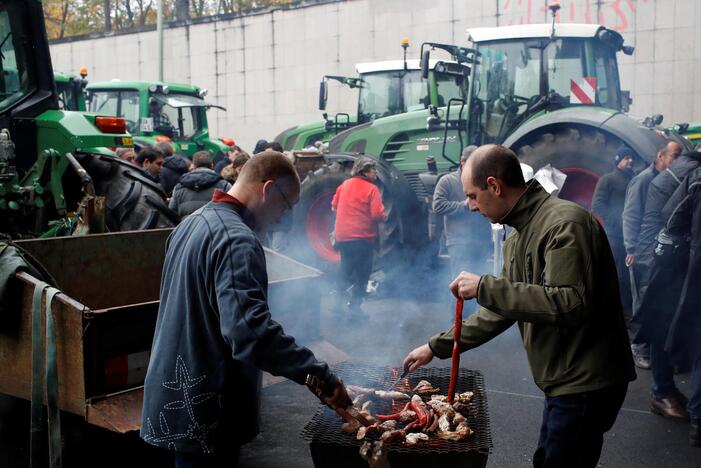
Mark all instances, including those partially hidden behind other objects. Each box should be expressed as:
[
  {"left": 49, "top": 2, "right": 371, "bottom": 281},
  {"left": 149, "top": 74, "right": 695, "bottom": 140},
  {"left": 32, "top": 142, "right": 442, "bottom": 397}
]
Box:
[
  {"left": 631, "top": 346, "right": 651, "bottom": 370},
  {"left": 650, "top": 395, "right": 690, "bottom": 421},
  {"left": 691, "top": 417, "right": 700, "bottom": 447}
]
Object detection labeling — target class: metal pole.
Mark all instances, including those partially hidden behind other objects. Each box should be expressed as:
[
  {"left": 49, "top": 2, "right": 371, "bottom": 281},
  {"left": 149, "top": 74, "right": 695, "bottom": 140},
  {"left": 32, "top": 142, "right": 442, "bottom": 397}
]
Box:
[{"left": 157, "top": 0, "right": 163, "bottom": 81}]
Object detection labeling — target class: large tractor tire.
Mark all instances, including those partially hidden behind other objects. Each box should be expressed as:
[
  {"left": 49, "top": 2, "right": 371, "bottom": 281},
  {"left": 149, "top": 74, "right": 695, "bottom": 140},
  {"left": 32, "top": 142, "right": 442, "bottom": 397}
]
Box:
[
  {"left": 286, "top": 154, "right": 426, "bottom": 272},
  {"left": 80, "top": 154, "right": 178, "bottom": 231},
  {"left": 513, "top": 125, "right": 632, "bottom": 210}
]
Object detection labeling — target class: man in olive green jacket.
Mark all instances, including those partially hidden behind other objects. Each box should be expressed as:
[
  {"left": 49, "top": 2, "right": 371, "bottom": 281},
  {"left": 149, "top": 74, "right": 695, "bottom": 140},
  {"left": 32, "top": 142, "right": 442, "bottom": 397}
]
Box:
[{"left": 404, "top": 145, "right": 636, "bottom": 468}]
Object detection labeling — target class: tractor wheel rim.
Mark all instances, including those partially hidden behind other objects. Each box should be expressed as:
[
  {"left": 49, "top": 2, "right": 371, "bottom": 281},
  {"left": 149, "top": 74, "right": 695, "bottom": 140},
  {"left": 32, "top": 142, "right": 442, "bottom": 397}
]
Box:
[
  {"left": 558, "top": 167, "right": 600, "bottom": 210},
  {"left": 305, "top": 191, "right": 341, "bottom": 263}
]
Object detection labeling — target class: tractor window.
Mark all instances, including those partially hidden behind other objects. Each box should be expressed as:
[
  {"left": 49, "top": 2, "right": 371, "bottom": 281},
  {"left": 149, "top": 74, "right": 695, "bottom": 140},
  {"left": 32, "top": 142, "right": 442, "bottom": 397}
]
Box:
[
  {"left": 161, "top": 101, "right": 198, "bottom": 140},
  {"left": 592, "top": 41, "right": 621, "bottom": 110},
  {"left": 0, "top": 7, "right": 35, "bottom": 112},
  {"left": 471, "top": 41, "right": 541, "bottom": 143},
  {"left": 89, "top": 90, "right": 140, "bottom": 133},
  {"left": 357, "top": 70, "right": 426, "bottom": 123},
  {"left": 56, "top": 81, "right": 77, "bottom": 111},
  {"left": 434, "top": 72, "right": 467, "bottom": 107},
  {"left": 402, "top": 72, "right": 425, "bottom": 111},
  {"left": 358, "top": 72, "right": 400, "bottom": 122},
  {"left": 545, "top": 39, "right": 586, "bottom": 100}
]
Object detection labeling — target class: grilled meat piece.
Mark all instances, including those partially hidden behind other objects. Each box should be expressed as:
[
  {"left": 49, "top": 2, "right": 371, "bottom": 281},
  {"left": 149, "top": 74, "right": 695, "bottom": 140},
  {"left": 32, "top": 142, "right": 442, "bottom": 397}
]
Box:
[
  {"left": 427, "top": 399, "right": 456, "bottom": 418},
  {"left": 374, "top": 390, "right": 410, "bottom": 400},
  {"left": 379, "top": 419, "right": 397, "bottom": 430},
  {"left": 380, "top": 429, "right": 406, "bottom": 443},
  {"left": 399, "top": 409, "right": 417, "bottom": 423},
  {"left": 404, "top": 432, "right": 429, "bottom": 445},
  {"left": 436, "top": 421, "right": 474, "bottom": 441},
  {"left": 452, "top": 401, "right": 470, "bottom": 418},
  {"left": 438, "top": 414, "right": 451, "bottom": 433},
  {"left": 412, "top": 380, "right": 440, "bottom": 395}
]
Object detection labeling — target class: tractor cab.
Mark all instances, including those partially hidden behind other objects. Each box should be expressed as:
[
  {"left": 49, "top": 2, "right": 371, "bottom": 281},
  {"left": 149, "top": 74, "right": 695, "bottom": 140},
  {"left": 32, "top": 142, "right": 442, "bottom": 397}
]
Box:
[
  {"left": 87, "top": 81, "right": 229, "bottom": 158},
  {"left": 54, "top": 70, "right": 88, "bottom": 111},
  {"left": 354, "top": 59, "right": 468, "bottom": 125},
  {"left": 466, "top": 23, "right": 633, "bottom": 145}
]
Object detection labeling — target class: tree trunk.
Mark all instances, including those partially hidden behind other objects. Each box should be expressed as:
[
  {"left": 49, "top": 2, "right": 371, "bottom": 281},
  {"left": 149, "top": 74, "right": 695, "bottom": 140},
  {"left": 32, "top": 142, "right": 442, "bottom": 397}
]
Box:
[
  {"left": 103, "top": 0, "right": 111, "bottom": 31},
  {"left": 176, "top": 0, "right": 189, "bottom": 21},
  {"left": 59, "top": 0, "right": 69, "bottom": 39}
]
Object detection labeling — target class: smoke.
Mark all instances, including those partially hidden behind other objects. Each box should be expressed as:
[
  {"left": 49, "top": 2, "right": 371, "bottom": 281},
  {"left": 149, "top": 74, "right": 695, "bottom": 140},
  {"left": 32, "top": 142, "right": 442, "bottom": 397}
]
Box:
[{"left": 264, "top": 218, "right": 495, "bottom": 386}]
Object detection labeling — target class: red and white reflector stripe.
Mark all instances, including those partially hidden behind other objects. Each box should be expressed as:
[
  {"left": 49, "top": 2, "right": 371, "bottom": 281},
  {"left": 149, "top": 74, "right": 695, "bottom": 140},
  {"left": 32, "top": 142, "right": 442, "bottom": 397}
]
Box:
[{"left": 570, "top": 77, "right": 596, "bottom": 104}]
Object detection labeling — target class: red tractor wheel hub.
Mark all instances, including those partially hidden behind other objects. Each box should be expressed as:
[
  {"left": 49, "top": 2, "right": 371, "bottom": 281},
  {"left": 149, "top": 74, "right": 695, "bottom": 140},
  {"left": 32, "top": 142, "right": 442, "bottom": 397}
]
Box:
[
  {"left": 558, "top": 167, "right": 600, "bottom": 210},
  {"left": 305, "top": 191, "right": 341, "bottom": 263}
]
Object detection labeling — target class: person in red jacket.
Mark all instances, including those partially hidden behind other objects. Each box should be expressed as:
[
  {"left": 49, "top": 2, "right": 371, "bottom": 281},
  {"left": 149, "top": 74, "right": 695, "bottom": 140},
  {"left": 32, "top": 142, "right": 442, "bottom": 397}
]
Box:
[{"left": 332, "top": 157, "right": 387, "bottom": 311}]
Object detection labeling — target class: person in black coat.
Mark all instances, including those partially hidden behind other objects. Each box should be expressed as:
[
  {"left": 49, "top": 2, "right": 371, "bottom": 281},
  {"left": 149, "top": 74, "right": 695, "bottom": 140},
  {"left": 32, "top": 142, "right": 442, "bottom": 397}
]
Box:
[
  {"left": 160, "top": 155, "right": 191, "bottom": 197},
  {"left": 634, "top": 150, "right": 701, "bottom": 422},
  {"left": 655, "top": 165, "right": 701, "bottom": 446},
  {"left": 592, "top": 146, "right": 635, "bottom": 310},
  {"left": 141, "top": 152, "right": 351, "bottom": 467},
  {"left": 169, "top": 151, "right": 231, "bottom": 219}
]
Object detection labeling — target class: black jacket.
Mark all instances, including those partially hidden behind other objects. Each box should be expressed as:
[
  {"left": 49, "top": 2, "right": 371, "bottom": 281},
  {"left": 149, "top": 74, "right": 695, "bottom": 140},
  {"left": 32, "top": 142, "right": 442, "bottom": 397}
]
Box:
[
  {"left": 632, "top": 152, "right": 701, "bottom": 338},
  {"left": 160, "top": 156, "right": 191, "bottom": 196},
  {"left": 141, "top": 198, "right": 336, "bottom": 454},
  {"left": 660, "top": 167, "right": 701, "bottom": 361},
  {"left": 169, "top": 168, "right": 231, "bottom": 218},
  {"left": 592, "top": 167, "right": 633, "bottom": 241}
]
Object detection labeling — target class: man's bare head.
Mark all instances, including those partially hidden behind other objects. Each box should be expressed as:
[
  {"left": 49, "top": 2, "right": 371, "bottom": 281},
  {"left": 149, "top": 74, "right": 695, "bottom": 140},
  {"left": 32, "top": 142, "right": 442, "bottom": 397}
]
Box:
[
  {"left": 231, "top": 151, "right": 300, "bottom": 230},
  {"left": 655, "top": 140, "right": 682, "bottom": 172},
  {"left": 461, "top": 144, "right": 527, "bottom": 223}
]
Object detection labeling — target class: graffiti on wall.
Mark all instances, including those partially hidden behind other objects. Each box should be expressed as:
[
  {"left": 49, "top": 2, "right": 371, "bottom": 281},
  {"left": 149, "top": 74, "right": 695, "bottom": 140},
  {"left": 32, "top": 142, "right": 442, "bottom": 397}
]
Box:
[{"left": 500, "top": 0, "right": 650, "bottom": 32}]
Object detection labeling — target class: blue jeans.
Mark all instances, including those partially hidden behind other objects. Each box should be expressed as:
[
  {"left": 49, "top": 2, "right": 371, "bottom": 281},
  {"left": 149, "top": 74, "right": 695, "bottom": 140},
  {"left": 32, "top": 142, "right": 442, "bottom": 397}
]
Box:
[{"left": 533, "top": 384, "right": 627, "bottom": 468}]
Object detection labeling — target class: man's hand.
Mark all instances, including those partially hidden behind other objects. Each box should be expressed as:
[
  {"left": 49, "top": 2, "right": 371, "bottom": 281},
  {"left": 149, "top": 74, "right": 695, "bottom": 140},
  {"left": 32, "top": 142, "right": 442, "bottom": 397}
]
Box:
[
  {"left": 449, "top": 271, "right": 481, "bottom": 299},
  {"left": 403, "top": 344, "right": 434, "bottom": 372},
  {"left": 625, "top": 253, "right": 635, "bottom": 268},
  {"left": 323, "top": 379, "right": 352, "bottom": 410}
]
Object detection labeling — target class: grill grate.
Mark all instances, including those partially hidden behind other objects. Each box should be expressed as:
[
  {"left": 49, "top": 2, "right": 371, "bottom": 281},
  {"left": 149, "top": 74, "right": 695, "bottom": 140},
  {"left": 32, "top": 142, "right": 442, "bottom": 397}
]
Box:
[{"left": 301, "top": 364, "right": 493, "bottom": 455}]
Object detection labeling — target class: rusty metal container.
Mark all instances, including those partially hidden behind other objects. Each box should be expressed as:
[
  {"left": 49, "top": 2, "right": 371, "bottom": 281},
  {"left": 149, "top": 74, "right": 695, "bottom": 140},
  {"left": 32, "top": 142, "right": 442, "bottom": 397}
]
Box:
[{"left": 0, "top": 228, "right": 323, "bottom": 433}]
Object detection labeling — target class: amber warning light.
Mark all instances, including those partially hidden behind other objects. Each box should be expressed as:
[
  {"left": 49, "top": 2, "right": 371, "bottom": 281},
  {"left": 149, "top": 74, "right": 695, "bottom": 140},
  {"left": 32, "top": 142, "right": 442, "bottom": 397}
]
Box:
[{"left": 95, "top": 116, "right": 126, "bottom": 134}]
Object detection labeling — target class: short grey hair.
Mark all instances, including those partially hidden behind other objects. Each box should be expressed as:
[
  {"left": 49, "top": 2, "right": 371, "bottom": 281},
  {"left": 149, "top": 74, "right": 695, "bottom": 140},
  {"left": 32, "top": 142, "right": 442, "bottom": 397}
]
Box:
[
  {"left": 351, "top": 157, "right": 377, "bottom": 177},
  {"left": 460, "top": 145, "right": 479, "bottom": 162}
]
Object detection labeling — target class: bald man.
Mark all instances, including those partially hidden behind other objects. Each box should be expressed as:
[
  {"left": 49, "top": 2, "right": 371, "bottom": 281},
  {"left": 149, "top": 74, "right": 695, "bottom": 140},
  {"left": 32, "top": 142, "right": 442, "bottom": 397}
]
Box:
[
  {"left": 404, "top": 145, "right": 635, "bottom": 468},
  {"left": 141, "top": 151, "right": 350, "bottom": 468}
]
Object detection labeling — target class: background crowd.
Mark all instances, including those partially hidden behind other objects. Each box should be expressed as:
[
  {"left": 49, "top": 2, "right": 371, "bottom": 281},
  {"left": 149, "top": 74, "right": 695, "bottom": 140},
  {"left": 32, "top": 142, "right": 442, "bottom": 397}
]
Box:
[{"left": 119, "top": 134, "right": 701, "bottom": 449}]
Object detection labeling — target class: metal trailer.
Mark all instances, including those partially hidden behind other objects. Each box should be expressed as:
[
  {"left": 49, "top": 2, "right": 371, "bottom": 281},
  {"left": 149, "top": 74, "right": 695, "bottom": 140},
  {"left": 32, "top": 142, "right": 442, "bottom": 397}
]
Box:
[{"left": 1, "top": 229, "right": 327, "bottom": 437}]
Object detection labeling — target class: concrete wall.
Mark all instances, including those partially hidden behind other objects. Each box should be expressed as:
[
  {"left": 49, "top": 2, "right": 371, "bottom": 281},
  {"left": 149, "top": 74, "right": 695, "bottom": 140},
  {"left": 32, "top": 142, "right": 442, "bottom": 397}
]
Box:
[{"left": 49, "top": 0, "right": 701, "bottom": 152}]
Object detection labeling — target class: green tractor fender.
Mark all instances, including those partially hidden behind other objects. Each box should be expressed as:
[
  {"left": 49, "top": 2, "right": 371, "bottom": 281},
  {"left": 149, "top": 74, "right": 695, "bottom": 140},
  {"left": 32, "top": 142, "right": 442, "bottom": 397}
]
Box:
[
  {"left": 502, "top": 108, "right": 680, "bottom": 209},
  {"left": 504, "top": 107, "right": 669, "bottom": 165}
]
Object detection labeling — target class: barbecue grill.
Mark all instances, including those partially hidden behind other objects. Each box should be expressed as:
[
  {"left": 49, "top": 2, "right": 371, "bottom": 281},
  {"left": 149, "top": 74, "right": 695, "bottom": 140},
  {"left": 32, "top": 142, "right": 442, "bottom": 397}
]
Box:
[{"left": 301, "top": 363, "right": 492, "bottom": 468}]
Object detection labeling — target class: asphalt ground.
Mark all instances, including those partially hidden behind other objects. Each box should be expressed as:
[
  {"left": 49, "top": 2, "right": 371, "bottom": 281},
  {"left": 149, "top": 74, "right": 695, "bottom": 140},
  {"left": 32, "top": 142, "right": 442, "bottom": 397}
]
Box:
[{"left": 1, "top": 274, "right": 700, "bottom": 467}]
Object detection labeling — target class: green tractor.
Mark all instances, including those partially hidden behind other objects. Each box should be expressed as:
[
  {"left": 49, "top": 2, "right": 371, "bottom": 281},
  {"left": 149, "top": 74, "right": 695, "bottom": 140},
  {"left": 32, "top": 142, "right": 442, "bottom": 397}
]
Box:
[
  {"left": 86, "top": 80, "right": 232, "bottom": 159},
  {"left": 274, "top": 48, "right": 468, "bottom": 151},
  {"left": 671, "top": 122, "right": 701, "bottom": 147},
  {"left": 54, "top": 69, "right": 88, "bottom": 112},
  {"left": 0, "top": 0, "right": 176, "bottom": 238},
  {"left": 288, "top": 10, "right": 691, "bottom": 271}
]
